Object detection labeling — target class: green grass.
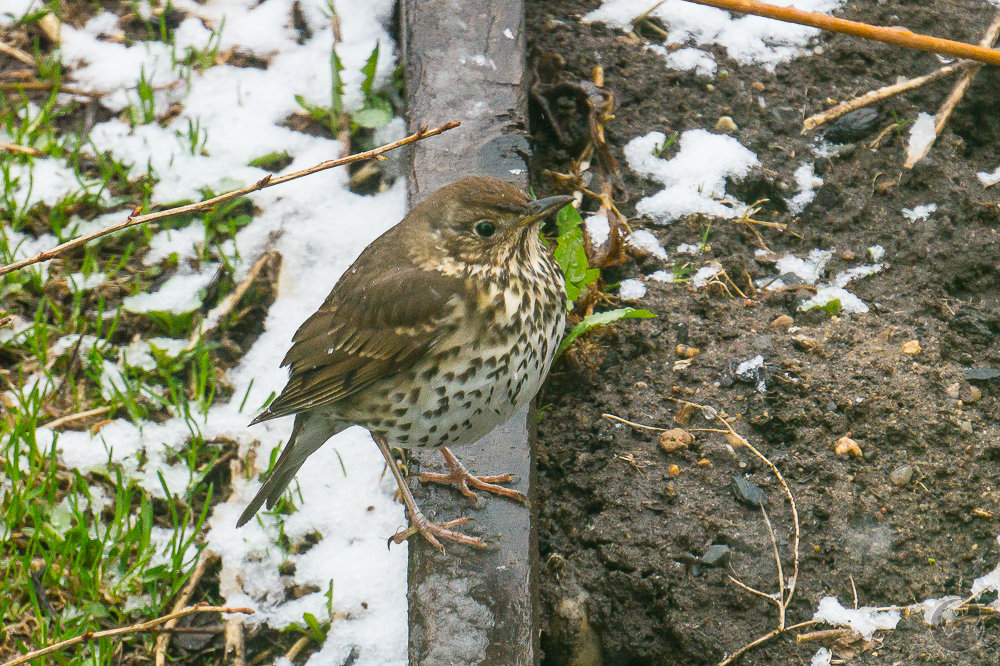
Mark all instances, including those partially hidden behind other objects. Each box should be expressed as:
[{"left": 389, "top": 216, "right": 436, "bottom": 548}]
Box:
[{"left": 0, "top": 2, "right": 408, "bottom": 661}]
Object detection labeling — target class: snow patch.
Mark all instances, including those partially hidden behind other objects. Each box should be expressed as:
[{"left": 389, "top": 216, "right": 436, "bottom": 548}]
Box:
[
  {"left": 905, "top": 112, "right": 936, "bottom": 162},
  {"left": 619, "top": 279, "right": 647, "bottom": 300},
  {"left": 788, "top": 162, "right": 822, "bottom": 214},
  {"left": 812, "top": 597, "right": 900, "bottom": 639},
  {"left": 902, "top": 203, "right": 937, "bottom": 222},
  {"left": 625, "top": 130, "right": 759, "bottom": 223}
]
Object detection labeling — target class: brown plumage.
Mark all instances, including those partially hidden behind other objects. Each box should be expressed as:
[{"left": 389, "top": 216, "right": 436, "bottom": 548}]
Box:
[{"left": 238, "top": 176, "right": 571, "bottom": 549}]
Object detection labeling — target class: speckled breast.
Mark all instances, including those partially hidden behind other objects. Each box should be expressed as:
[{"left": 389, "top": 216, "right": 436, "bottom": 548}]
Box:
[{"left": 356, "top": 249, "right": 565, "bottom": 449}]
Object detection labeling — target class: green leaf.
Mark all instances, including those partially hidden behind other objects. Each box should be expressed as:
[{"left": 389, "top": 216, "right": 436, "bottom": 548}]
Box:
[
  {"left": 553, "top": 204, "right": 598, "bottom": 303},
  {"left": 352, "top": 106, "right": 393, "bottom": 129},
  {"left": 361, "top": 43, "right": 380, "bottom": 97},
  {"left": 556, "top": 307, "right": 655, "bottom": 358}
]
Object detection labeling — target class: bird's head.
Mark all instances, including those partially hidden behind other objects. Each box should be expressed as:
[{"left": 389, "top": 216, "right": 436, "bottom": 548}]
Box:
[{"left": 409, "top": 177, "right": 572, "bottom": 271}]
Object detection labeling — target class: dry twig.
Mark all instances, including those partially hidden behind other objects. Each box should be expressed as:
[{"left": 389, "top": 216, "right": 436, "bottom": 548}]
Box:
[
  {"left": 1, "top": 604, "right": 252, "bottom": 666},
  {"left": 0, "top": 121, "right": 460, "bottom": 278},
  {"left": 904, "top": 9, "right": 1000, "bottom": 168},
  {"left": 803, "top": 61, "right": 972, "bottom": 131},
  {"left": 680, "top": 0, "right": 1000, "bottom": 65},
  {"left": 153, "top": 552, "right": 220, "bottom": 666}
]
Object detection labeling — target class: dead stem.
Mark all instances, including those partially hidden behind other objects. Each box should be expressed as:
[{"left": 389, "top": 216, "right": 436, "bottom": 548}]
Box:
[
  {"left": 0, "top": 121, "right": 461, "bottom": 278},
  {"left": 2, "top": 604, "right": 252, "bottom": 666}
]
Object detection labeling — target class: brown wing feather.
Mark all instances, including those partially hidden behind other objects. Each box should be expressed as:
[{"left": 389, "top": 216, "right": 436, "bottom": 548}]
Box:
[{"left": 251, "top": 263, "right": 463, "bottom": 424}]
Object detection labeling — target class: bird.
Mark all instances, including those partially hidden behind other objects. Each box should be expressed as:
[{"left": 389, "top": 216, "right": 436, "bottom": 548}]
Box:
[{"left": 236, "top": 176, "right": 572, "bottom": 549}]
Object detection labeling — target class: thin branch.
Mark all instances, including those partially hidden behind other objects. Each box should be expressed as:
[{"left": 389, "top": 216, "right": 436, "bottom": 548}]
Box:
[
  {"left": 904, "top": 8, "right": 1000, "bottom": 168},
  {"left": 0, "top": 41, "right": 35, "bottom": 66},
  {"left": 0, "top": 121, "right": 460, "bottom": 278},
  {"left": 760, "top": 504, "right": 786, "bottom": 629},
  {"left": 0, "top": 141, "right": 42, "bottom": 156},
  {"left": 717, "top": 620, "right": 818, "bottom": 666},
  {"left": 680, "top": 0, "right": 1000, "bottom": 65},
  {"left": 803, "top": 61, "right": 971, "bottom": 131},
  {"left": 154, "top": 551, "right": 220, "bottom": 666},
  {"left": 601, "top": 413, "right": 666, "bottom": 431},
  {"left": 40, "top": 406, "right": 112, "bottom": 430},
  {"left": 187, "top": 251, "right": 277, "bottom": 349},
  {"left": 2, "top": 604, "right": 252, "bottom": 666}
]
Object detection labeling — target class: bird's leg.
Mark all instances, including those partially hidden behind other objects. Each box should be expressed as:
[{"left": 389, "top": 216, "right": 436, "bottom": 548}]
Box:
[
  {"left": 418, "top": 446, "right": 527, "bottom": 504},
  {"left": 373, "top": 435, "right": 487, "bottom": 551}
]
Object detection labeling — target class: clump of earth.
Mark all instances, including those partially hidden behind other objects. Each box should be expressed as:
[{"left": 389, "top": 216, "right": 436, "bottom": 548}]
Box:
[{"left": 528, "top": 0, "right": 1000, "bottom": 663}]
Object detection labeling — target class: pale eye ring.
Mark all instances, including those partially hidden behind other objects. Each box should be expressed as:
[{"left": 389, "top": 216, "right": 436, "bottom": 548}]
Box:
[{"left": 474, "top": 220, "right": 496, "bottom": 238}]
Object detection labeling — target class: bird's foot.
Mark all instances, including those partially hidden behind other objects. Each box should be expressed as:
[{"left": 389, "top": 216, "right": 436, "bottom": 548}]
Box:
[
  {"left": 390, "top": 512, "right": 486, "bottom": 552},
  {"left": 419, "top": 446, "right": 527, "bottom": 504}
]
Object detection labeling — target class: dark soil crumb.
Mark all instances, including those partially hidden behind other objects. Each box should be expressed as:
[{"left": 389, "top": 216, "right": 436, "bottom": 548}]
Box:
[{"left": 528, "top": 1, "right": 1000, "bottom": 664}]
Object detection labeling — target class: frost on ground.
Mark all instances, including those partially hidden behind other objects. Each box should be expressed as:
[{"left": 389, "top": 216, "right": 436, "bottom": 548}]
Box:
[
  {"left": 788, "top": 163, "right": 823, "bottom": 215},
  {"left": 3, "top": 0, "right": 408, "bottom": 662},
  {"left": 902, "top": 202, "right": 937, "bottom": 222},
  {"left": 812, "top": 597, "right": 900, "bottom": 640},
  {"left": 624, "top": 130, "right": 759, "bottom": 223},
  {"left": 906, "top": 112, "right": 937, "bottom": 161},
  {"left": 757, "top": 248, "right": 885, "bottom": 314},
  {"left": 584, "top": 0, "right": 844, "bottom": 70}
]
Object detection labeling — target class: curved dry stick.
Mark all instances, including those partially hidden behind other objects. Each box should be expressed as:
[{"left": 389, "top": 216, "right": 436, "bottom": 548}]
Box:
[
  {"left": 803, "top": 62, "right": 971, "bottom": 131},
  {"left": 2, "top": 603, "right": 252, "bottom": 666},
  {"left": 904, "top": 9, "right": 1000, "bottom": 168},
  {"left": 717, "top": 620, "right": 818, "bottom": 666},
  {"left": 0, "top": 121, "right": 460, "bottom": 278}
]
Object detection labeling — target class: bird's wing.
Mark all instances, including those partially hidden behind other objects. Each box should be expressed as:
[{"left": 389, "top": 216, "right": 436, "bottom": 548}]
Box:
[{"left": 251, "top": 265, "right": 465, "bottom": 423}]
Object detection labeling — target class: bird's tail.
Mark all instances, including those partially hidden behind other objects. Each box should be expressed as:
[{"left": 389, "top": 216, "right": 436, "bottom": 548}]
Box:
[{"left": 236, "top": 411, "right": 343, "bottom": 527}]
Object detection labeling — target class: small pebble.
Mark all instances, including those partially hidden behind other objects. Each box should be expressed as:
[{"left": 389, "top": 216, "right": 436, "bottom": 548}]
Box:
[
  {"left": 676, "top": 344, "right": 700, "bottom": 359},
  {"left": 701, "top": 544, "right": 731, "bottom": 567},
  {"left": 824, "top": 107, "right": 879, "bottom": 143},
  {"left": 770, "top": 314, "right": 793, "bottom": 330},
  {"left": 732, "top": 476, "right": 767, "bottom": 507},
  {"left": 890, "top": 465, "right": 913, "bottom": 487},
  {"left": 945, "top": 382, "right": 961, "bottom": 400},
  {"left": 668, "top": 464, "right": 681, "bottom": 477},
  {"left": 965, "top": 367, "right": 1000, "bottom": 384},
  {"left": 835, "top": 436, "right": 863, "bottom": 457},
  {"left": 751, "top": 81, "right": 765, "bottom": 92},
  {"left": 902, "top": 340, "right": 921, "bottom": 355},
  {"left": 715, "top": 115, "right": 738, "bottom": 133},
  {"left": 659, "top": 428, "right": 694, "bottom": 453}
]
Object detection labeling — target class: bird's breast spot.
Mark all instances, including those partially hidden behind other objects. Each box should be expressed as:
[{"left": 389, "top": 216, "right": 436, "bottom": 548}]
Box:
[{"left": 503, "top": 290, "right": 519, "bottom": 319}]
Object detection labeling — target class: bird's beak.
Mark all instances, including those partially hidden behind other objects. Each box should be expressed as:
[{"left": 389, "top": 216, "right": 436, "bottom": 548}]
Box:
[{"left": 517, "top": 194, "right": 575, "bottom": 228}]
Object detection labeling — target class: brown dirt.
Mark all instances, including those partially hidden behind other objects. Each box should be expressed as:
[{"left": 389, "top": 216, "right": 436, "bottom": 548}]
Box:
[{"left": 527, "top": 1, "right": 1000, "bottom": 664}]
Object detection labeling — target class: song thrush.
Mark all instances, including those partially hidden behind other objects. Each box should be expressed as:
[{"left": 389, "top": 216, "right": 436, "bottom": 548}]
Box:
[{"left": 237, "top": 176, "right": 571, "bottom": 549}]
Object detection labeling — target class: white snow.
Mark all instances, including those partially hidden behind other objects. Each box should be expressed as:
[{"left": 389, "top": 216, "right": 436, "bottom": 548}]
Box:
[
  {"left": 619, "top": 278, "right": 647, "bottom": 300},
  {"left": 676, "top": 243, "right": 701, "bottom": 255},
  {"left": 67, "top": 271, "right": 106, "bottom": 292},
  {"left": 625, "top": 130, "right": 759, "bottom": 223},
  {"left": 646, "top": 45, "right": 717, "bottom": 76},
  {"left": 869, "top": 245, "right": 885, "bottom": 261},
  {"left": 812, "top": 597, "right": 900, "bottom": 640},
  {"left": 585, "top": 211, "right": 610, "bottom": 247},
  {"left": 691, "top": 261, "right": 723, "bottom": 288},
  {"left": 775, "top": 248, "right": 831, "bottom": 285},
  {"left": 628, "top": 229, "right": 667, "bottom": 259},
  {"left": 799, "top": 285, "right": 870, "bottom": 314},
  {"left": 762, "top": 248, "right": 884, "bottom": 315},
  {"left": 123, "top": 269, "right": 218, "bottom": 314},
  {"left": 906, "top": 112, "right": 936, "bottom": 162},
  {"left": 584, "top": 0, "right": 844, "bottom": 70},
  {"left": 649, "top": 270, "right": 673, "bottom": 282},
  {"left": 811, "top": 647, "right": 832, "bottom": 666},
  {"left": 902, "top": 203, "right": 937, "bottom": 222},
  {"left": 788, "top": 163, "right": 823, "bottom": 214},
  {"left": 971, "top": 561, "right": 1000, "bottom": 597},
  {"left": 977, "top": 165, "right": 1000, "bottom": 187},
  {"left": 914, "top": 596, "right": 966, "bottom": 626},
  {"left": 17, "top": 0, "right": 408, "bottom": 660}
]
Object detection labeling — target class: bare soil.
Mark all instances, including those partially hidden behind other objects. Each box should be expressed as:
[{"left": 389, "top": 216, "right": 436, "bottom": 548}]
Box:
[{"left": 527, "top": 1, "right": 1000, "bottom": 663}]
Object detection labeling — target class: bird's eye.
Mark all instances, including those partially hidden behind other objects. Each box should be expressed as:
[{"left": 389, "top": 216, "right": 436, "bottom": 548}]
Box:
[{"left": 474, "top": 220, "right": 496, "bottom": 238}]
